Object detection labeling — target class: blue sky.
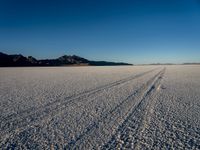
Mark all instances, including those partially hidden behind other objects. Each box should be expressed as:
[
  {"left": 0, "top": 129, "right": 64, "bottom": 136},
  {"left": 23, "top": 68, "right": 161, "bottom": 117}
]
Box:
[{"left": 0, "top": 0, "right": 200, "bottom": 64}]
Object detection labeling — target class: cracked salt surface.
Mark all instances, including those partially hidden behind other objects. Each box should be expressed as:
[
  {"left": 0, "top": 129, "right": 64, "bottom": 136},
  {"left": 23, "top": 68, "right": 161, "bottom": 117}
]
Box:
[{"left": 0, "top": 65, "right": 200, "bottom": 149}]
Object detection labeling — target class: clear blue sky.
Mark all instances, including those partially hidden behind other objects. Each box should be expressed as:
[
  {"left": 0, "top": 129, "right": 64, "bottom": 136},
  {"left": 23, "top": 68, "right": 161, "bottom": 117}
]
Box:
[{"left": 0, "top": 0, "right": 200, "bottom": 64}]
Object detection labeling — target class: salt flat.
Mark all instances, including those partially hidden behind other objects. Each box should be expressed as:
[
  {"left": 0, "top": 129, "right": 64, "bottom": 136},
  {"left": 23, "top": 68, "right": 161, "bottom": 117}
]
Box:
[{"left": 0, "top": 65, "right": 200, "bottom": 149}]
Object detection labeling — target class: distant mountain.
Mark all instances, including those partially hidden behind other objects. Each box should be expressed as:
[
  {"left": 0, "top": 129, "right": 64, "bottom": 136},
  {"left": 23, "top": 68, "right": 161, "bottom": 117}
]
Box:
[
  {"left": 0, "top": 52, "right": 33, "bottom": 66},
  {"left": 183, "top": 63, "right": 200, "bottom": 65},
  {"left": 0, "top": 52, "right": 132, "bottom": 67}
]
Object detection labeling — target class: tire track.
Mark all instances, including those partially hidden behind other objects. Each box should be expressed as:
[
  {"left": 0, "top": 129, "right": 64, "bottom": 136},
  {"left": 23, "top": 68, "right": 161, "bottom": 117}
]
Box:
[
  {"left": 137, "top": 84, "right": 200, "bottom": 149},
  {"left": 65, "top": 68, "right": 165, "bottom": 149},
  {"left": 103, "top": 68, "right": 165, "bottom": 149},
  {"left": 0, "top": 68, "right": 158, "bottom": 142}
]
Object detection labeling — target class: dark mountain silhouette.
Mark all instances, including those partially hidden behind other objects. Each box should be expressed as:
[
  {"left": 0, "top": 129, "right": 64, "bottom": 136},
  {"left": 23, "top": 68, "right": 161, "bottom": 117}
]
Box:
[
  {"left": 0, "top": 52, "right": 13, "bottom": 66},
  {"left": 0, "top": 52, "right": 132, "bottom": 67}
]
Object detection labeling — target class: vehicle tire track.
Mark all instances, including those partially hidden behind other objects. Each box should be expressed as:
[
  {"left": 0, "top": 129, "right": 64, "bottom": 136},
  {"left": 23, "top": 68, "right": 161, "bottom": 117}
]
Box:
[
  {"left": 65, "top": 68, "right": 165, "bottom": 149},
  {"left": 102, "top": 68, "right": 165, "bottom": 149},
  {"left": 0, "top": 68, "right": 158, "bottom": 143},
  {"left": 136, "top": 84, "right": 200, "bottom": 149}
]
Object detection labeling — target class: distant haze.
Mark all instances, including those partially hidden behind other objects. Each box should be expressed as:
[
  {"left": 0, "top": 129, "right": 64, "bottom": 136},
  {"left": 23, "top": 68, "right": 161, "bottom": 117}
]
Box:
[{"left": 0, "top": 0, "right": 200, "bottom": 64}]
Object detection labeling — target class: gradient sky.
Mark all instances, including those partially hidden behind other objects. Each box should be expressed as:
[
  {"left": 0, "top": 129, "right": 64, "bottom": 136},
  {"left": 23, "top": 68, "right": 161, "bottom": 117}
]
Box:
[{"left": 0, "top": 0, "right": 200, "bottom": 64}]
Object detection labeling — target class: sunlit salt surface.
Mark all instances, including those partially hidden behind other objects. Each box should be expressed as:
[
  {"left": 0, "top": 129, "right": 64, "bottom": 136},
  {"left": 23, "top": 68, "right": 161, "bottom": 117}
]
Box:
[{"left": 0, "top": 65, "right": 200, "bottom": 149}]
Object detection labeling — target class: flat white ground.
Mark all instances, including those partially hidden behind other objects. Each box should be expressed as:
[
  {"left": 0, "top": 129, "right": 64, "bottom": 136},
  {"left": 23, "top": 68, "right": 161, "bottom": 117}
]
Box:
[{"left": 0, "top": 65, "right": 200, "bottom": 149}]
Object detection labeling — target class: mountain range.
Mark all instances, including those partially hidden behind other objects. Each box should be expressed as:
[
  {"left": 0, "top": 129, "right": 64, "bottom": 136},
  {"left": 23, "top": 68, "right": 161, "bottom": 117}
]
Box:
[{"left": 0, "top": 52, "right": 132, "bottom": 67}]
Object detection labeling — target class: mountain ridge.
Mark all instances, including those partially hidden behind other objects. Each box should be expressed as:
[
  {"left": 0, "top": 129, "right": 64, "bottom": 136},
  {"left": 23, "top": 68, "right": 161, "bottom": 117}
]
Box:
[{"left": 0, "top": 52, "right": 132, "bottom": 67}]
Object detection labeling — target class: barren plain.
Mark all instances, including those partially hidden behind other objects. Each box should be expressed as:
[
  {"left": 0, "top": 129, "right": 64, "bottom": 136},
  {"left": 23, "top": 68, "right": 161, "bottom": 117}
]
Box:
[{"left": 0, "top": 65, "right": 200, "bottom": 149}]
